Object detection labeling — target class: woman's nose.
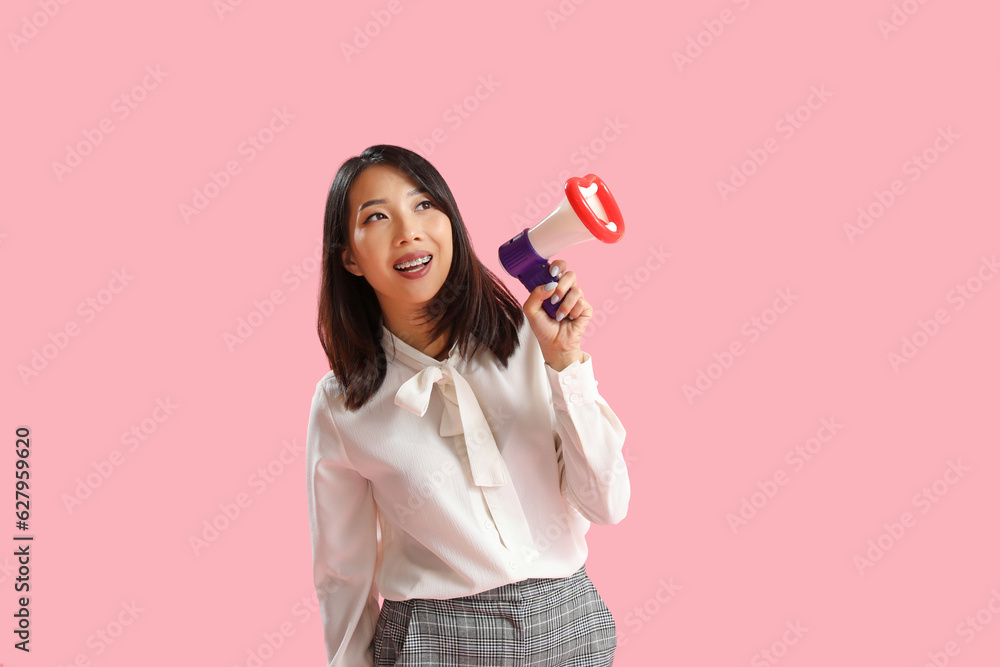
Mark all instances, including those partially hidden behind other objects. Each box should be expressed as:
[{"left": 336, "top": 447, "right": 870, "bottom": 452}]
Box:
[{"left": 394, "top": 211, "right": 423, "bottom": 242}]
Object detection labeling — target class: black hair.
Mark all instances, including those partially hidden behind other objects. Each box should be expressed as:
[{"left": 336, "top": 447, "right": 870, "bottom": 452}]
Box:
[{"left": 318, "top": 144, "right": 524, "bottom": 411}]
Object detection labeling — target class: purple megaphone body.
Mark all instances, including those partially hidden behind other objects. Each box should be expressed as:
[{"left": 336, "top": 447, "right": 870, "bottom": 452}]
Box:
[{"left": 499, "top": 174, "right": 625, "bottom": 319}]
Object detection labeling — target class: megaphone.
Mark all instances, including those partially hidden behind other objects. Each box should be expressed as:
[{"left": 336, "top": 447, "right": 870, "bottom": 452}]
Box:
[{"left": 499, "top": 174, "right": 625, "bottom": 319}]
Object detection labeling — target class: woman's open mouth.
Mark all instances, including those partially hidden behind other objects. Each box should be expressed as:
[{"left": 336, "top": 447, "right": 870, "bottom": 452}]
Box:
[{"left": 393, "top": 254, "right": 432, "bottom": 278}]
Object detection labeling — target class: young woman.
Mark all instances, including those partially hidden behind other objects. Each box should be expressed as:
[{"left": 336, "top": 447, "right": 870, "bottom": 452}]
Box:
[{"left": 307, "top": 144, "right": 630, "bottom": 666}]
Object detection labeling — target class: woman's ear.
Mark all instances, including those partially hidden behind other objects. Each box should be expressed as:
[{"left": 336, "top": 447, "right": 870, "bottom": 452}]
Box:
[{"left": 341, "top": 245, "right": 363, "bottom": 277}]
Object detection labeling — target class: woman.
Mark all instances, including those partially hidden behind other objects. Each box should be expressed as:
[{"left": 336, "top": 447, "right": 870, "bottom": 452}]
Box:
[{"left": 307, "top": 144, "right": 630, "bottom": 666}]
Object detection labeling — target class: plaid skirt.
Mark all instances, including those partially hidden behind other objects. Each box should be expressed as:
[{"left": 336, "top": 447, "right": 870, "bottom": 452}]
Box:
[{"left": 369, "top": 563, "right": 617, "bottom": 666}]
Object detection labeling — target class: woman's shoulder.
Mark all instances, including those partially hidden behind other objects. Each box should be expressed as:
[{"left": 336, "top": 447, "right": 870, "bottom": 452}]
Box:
[
  {"left": 314, "top": 368, "right": 341, "bottom": 392},
  {"left": 311, "top": 362, "right": 404, "bottom": 419},
  {"left": 311, "top": 369, "right": 346, "bottom": 413}
]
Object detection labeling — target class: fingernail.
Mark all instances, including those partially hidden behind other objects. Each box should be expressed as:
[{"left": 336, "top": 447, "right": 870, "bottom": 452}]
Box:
[
  {"left": 543, "top": 281, "right": 557, "bottom": 291},
  {"left": 549, "top": 265, "right": 560, "bottom": 277},
  {"left": 556, "top": 312, "right": 566, "bottom": 322},
  {"left": 550, "top": 293, "right": 561, "bottom": 305}
]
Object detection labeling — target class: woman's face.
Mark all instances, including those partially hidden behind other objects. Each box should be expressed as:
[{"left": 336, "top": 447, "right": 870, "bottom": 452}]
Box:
[{"left": 341, "top": 164, "right": 454, "bottom": 326}]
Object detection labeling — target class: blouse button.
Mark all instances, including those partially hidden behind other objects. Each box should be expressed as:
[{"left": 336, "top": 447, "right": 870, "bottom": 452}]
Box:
[
  {"left": 509, "top": 560, "right": 517, "bottom": 570},
  {"left": 561, "top": 376, "right": 572, "bottom": 385},
  {"left": 483, "top": 520, "right": 492, "bottom": 530},
  {"left": 570, "top": 394, "right": 582, "bottom": 404}
]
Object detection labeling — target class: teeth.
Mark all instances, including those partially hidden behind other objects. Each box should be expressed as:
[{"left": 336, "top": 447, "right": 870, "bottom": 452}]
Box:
[{"left": 394, "top": 255, "right": 431, "bottom": 270}]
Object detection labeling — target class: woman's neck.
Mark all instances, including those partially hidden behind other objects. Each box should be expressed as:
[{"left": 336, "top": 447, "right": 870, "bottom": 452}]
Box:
[{"left": 384, "top": 312, "right": 451, "bottom": 361}]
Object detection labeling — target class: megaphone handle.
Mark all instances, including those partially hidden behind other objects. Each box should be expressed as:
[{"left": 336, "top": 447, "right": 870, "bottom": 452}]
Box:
[
  {"left": 541, "top": 294, "right": 561, "bottom": 319},
  {"left": 497, "top": 228, "right": 562, "bottom": 320},
  {"left": 516, "top": 259, "right": 562, "bottom": 320}
]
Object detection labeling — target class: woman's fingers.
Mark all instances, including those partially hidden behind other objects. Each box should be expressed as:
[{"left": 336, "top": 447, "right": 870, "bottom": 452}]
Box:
[{"left": 547, "top": 263, "right": 590, "bottom": 321}]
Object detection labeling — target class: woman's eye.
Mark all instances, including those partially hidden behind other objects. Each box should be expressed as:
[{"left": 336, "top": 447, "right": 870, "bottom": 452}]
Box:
[
  {"left": 417, "top": 200, "right": 434, "bottom": 210},
  {"left": 364, "top": 212, "right": 387, "bottom": 224}
]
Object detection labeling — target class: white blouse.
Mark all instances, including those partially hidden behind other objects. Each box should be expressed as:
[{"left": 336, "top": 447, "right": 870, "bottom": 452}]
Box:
[{"left": 306, "top": 316, "right": 630, "bottom": 667}]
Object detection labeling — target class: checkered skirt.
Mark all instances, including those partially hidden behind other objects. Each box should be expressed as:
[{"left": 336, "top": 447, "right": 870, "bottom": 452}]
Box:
[{"left": 370, "top": 563, "right": 617, "bottom": 666}]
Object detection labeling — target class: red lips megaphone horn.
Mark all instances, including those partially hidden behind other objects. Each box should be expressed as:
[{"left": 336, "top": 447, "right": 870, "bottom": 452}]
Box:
[{"left": 499, "top": 174, "right": 625, "bottom": 319}]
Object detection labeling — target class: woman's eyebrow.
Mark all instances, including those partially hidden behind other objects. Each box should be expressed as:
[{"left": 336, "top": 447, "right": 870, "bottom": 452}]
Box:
[{"left": 357, "top": 188, "right": 428, "bottom": 213}]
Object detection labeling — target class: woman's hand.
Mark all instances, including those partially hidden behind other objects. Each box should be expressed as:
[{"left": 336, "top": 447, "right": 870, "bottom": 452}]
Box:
[{"left": 522, "top": 259, "right": 593, "bottom": 372}]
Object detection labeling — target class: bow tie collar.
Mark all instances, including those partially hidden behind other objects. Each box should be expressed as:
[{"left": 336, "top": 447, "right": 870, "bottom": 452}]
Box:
[
  {"left": 381, "top": 325, "right": 539, "bottom": 560},
  {"left": 385, "top": 327, "right": 504, "bottom": 486}
]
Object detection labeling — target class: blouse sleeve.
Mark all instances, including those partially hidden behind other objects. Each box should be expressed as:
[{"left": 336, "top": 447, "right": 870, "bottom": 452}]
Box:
[
  {"left": 306, "top": 380, "right": 381, "bottom": 667},
  {"left": 545, "top": 352, "right": 630, "bottom": 525}
]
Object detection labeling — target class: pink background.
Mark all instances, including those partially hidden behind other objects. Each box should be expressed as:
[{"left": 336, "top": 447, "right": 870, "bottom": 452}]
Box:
[{"left": 4, "top": 0, "right": 999, "bottom": 665}]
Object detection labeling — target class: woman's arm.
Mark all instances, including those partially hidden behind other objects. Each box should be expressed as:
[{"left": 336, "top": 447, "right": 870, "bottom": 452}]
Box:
[
  {"left": 306, "top": 380, "right": 380, "bottom": 667},
  {"left": 546, "top": 353, "right": 630, "bottom": 525},
  {"left": 523, "top": 259, "right": 631, "bottom": 525}
]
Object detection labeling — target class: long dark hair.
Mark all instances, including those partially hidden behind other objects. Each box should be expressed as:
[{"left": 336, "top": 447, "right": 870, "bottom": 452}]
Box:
[{"left": 318, "top": 144, "right": 524, "bottom": 411}]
